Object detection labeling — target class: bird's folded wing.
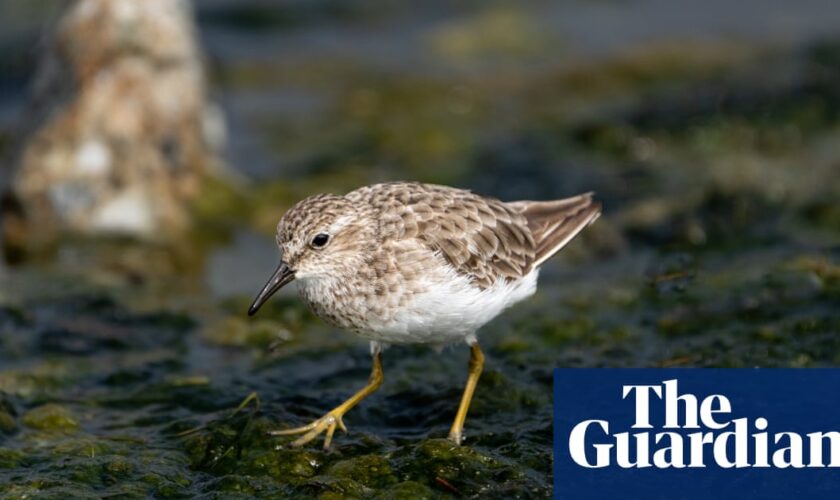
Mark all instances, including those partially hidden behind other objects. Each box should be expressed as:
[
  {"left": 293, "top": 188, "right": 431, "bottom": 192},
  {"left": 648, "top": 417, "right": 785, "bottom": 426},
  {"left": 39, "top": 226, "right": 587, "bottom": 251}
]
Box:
[{"left": 353, "top": 182, "right": 536, "bottom": 289}]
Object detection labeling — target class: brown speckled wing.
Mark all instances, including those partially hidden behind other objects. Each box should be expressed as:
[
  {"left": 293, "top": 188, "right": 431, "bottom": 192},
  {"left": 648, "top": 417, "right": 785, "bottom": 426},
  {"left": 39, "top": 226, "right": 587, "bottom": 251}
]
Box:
[{"left": 348, "top": 182, "right": 537, "bottom": 289}]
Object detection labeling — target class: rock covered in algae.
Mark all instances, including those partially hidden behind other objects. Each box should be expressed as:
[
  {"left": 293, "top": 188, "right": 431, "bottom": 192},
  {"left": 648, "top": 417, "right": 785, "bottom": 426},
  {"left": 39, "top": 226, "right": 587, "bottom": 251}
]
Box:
[
  {"left": 1, "top": 0, "right": 226, "bottom": 253},
  {"left": 21, "top": 403, "right": 79, "bottom": 432}
]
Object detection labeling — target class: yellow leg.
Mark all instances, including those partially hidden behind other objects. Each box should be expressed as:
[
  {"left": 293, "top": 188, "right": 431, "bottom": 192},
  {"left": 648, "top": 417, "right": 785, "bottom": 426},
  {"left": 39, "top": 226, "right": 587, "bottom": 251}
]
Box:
[
  {"left": 448, "top": 343, "right": 484, "bottom": 445},
  {"left": 270, "top": 351, "right": 383, "bottom": 449}
]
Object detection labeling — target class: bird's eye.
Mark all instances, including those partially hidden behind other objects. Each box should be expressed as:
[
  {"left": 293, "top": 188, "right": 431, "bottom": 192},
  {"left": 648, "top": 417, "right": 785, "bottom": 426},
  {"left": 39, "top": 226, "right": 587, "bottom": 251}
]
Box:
[{"left": 311, "top": 233, "right": 330, "bottom": 248}]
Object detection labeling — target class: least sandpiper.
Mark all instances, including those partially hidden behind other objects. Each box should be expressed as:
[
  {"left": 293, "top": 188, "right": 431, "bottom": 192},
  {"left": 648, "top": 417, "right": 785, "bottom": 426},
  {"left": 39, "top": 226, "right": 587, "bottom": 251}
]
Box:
[{"left": 249, "top": 181, "right": 601, "bottom": 448}]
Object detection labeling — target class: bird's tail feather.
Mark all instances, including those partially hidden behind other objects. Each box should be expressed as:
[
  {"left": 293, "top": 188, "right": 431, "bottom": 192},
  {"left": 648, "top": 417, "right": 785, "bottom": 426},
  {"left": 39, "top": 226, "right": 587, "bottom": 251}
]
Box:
[{"left": 508, "top": 193, "right": 601, "bottom": 268}]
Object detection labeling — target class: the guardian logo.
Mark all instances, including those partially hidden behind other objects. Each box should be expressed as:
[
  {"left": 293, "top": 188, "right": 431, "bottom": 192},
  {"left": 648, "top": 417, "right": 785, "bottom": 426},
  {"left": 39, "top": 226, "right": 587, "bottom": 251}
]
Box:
[
  {"left": 568, "top": 379, "right": 840, "bottom": 469},
  {"left": 554, "top": 369, "right": 840, "bottom": 499}
]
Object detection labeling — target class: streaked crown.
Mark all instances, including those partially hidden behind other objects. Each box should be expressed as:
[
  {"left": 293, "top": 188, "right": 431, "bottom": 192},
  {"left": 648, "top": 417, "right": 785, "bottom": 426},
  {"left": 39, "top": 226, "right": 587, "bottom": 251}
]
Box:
[{"left": 275, "top": 194, "right": 376, "bottom": 280}]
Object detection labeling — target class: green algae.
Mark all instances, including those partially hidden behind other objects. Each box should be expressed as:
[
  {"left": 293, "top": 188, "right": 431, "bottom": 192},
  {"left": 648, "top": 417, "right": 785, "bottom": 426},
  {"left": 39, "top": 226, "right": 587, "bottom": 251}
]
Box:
[
  {"left": 0, "top": 397, "right": 16, "bottom": 434},
  {"left": 372, "top": 480, "right": 436, "bottom": 500},
  {"left": 0, "top": 412, "right": 15, "bottom": 434},
  {"left": 326, "top": 454, "right": 397, "bottom": 489},
  {"left": 0, "top": 448, "right": 25, "bottom": 469},
  {"left": 21, "top": 404, "right": 79, "bottom": 433}
]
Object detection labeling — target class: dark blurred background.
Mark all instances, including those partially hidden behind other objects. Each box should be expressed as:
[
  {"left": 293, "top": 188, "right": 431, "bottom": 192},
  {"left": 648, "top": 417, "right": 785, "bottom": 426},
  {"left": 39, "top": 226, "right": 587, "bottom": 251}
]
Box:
[{"left": 0, "top": 1, "right": 839, "bottom": 497}]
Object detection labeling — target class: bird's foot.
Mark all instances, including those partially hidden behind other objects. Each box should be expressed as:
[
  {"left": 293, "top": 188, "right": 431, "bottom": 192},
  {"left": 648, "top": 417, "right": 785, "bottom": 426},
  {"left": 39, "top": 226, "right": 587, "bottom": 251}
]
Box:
[
  {"left": 448, "top": 430, "right": 463, "bottom": 445},
  {"left": 268, "top": 410, "right": 348, "bottom": 449}
]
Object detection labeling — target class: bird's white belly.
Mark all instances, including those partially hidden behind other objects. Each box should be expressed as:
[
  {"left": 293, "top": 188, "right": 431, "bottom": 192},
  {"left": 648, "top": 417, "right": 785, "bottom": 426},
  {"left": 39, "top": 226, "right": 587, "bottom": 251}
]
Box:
[{"left": 363, "top": 269, "right": 539, "bottom": 345}]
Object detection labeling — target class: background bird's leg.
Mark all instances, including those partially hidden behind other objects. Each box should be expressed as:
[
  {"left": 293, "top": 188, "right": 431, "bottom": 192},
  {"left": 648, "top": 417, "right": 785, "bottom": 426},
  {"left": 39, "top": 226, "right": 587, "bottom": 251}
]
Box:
[
  {"left": 448, "top": 343, "right": 485, "bottom": 445},
  {"left": 270, "top": 350, "right": 383, "bottom": 449}
]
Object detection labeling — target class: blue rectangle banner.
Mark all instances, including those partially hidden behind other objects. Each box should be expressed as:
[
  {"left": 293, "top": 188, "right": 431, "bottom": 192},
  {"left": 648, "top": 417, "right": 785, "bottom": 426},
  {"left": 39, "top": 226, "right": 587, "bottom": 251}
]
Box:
[{"left": 554, "top": 369, "right": 840, "bottom": 499}]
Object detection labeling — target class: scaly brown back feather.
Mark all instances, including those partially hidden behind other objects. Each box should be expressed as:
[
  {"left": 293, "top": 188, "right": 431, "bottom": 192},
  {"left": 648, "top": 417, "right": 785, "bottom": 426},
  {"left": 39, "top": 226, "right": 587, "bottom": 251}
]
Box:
[
  {"left": 348, "top": 182, "right": 535, "bottom": 289},
  {"left": 347, "top": 182, "right": 599, "bottom": 290}
]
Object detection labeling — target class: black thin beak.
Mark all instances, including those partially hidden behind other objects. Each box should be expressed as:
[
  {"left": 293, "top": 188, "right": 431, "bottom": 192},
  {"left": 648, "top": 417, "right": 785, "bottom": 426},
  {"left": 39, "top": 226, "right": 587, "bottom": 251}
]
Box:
[{"left": 248, "top": 262, "right": 295, "bottom": 316}]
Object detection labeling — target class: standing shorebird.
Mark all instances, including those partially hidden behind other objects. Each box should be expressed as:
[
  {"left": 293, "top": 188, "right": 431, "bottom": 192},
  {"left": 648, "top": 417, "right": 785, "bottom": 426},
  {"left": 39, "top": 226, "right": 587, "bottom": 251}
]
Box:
[{"left": 248, "top": 182, "right": 600, "bottom": 448}]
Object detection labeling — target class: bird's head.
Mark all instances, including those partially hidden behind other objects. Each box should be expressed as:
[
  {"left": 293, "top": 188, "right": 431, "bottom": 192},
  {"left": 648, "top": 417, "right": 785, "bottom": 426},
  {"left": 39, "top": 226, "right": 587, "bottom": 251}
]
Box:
[{"left": 248, "top": 193, "right": 375, "bottom": 315}]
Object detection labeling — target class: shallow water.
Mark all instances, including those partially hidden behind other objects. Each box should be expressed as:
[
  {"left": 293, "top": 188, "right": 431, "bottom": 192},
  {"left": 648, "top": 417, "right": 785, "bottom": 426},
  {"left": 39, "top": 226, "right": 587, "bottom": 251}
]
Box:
[{"left": 1, "top": 1, "right": 840, "bottom": 498}]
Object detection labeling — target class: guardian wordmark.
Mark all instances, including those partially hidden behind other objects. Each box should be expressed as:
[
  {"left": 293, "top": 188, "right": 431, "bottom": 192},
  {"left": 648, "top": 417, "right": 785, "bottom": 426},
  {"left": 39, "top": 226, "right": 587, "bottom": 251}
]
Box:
[
  {"left": 569, "top": 379, "right": 840, "bottom": 468},
  {"left": 554, "top": 369, "right": 840, "bottom": 499}
]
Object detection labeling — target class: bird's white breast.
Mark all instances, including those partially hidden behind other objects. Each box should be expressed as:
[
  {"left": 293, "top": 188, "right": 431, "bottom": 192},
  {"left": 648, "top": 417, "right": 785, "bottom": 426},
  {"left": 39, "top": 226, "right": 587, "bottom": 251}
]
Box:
[{"left": 362, "top": 267, "right": 539, "bottom": 346}]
